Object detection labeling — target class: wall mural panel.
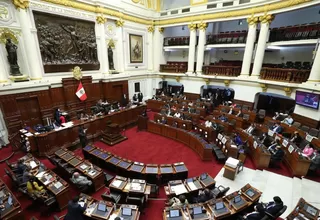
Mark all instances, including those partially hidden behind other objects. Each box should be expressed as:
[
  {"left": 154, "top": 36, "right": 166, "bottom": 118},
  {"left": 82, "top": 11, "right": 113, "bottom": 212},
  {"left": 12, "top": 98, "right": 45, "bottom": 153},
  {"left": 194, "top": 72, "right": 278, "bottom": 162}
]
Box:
[{"left": 33, "top": 12, "right": 100, "bottom": 73}]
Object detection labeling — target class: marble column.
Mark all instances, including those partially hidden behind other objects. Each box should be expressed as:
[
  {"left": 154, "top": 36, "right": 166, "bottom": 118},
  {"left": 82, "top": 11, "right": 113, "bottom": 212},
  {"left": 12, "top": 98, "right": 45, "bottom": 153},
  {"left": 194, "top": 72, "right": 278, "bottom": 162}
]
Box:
[
  {"left": 147, "top": 26, "right": 154, "bottom": 72},
  {"left": 196, "top": 22, "right": 207, "bottom": 74},
  {"left": 240, "top": 16, "right": 258, "bottom": 77},
  {"left": 0, "top": 53, "right": 8, "bottom": 83},
  {"left": 95, "top": 15, "right": 109, "bottom": 73},
  {"left": 187, "top": 23, "right": 197, "bottom": 74},
  {"left": 115, "top": 19, "right": 125, "bottom": 73},
  {"left": 307, "top": 45, "right": 320, "bottom": 83},
  {"left": 251, "top": 14, "right": 274, "bottom": 78},
  {"left": 17, "top": 8, "right": 43, "bottom": 80},
  {"left": 153, "top": 27, "right": 165, "bottom": 72}
]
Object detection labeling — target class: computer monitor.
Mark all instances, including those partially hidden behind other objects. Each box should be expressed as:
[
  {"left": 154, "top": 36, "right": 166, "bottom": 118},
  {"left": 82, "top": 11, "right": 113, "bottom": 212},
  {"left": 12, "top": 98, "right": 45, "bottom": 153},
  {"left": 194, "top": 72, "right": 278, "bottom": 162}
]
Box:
[
  {"left": 187, "top": 178, "right": 193, "bottom": 183},
  {"left": 305, "top": 206, "right": 317, "bottom": 216},
  {"left": 169, "top": 209, "right": 180, "bottom": 217},
  {"left": 215, "top": 202, "right": 224, "bottom": 210},
  {"left": 193, "top": 206, "right": 202, "bottom": 215},
  {"left": 200, "top": 173, "right": 207, "bottom": 180},
  {"left": 122, "top": 207, "right": 132, "bottom": 216},
  {"left": 246, "top": 189, "right": 255, "bottom": 197},
  {"left": 7, "top": 195, "right": 13, "bottom": 206},
  {"left": 97, "top": 203, "right": 106, "bottom": 212},
  {"left": 234, "top": 195, "right": 241, "bottom": 203}
]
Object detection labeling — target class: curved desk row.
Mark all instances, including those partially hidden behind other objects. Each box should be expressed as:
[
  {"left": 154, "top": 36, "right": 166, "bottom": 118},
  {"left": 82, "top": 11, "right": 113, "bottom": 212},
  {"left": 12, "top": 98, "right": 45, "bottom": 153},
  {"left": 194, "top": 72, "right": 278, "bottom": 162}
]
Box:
[
  {"left": 163, "top": 183, "right": 262, "bottom": 220},
  {"left": 286, "top": 198, "right": 320, "bottom": 220},
  {"left": 147, "top": 121, "right": 213, "bottom": 161},
  {"left": 83, "top": 145, "right": 188, "bottom": 184},
  {"left": 28, "top": 105, "right": 146, "bottom": 156}
]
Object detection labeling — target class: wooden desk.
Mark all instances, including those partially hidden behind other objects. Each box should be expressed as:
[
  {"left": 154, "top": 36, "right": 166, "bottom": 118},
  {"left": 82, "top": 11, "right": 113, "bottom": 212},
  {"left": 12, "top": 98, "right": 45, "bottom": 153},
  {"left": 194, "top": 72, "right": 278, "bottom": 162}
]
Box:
[
  {"left": 148, "top": 121, "right": 213, "bottom": 161},
  {"left": 0, "top": 178, "right": 23, "bottom": 220},
  {"left": 154, "top": 113, "right": 193, "bottom": 131},
  {"left": 146, "top": 99, "right": 165, "bottom": 112},
  {"left": 208, "top": 199, "right": 231, "bottom": 219},
  {"left": 119, "top": 204, "right": 140, "bottom": 220},
  {"left": 32, "top": 105, "right": 145, "bottom": 156},
  {"left": 163, "top": 207, "right": 187, "bottom": 220},
  {"left": 80, "top": 193, "right": 114, "bottom": 220},
  {"left": 186, "top": 204, "right": 211, "bottom": 220},
  {"left": 286, "top": 198, "right": 320, "bottom": 220}
]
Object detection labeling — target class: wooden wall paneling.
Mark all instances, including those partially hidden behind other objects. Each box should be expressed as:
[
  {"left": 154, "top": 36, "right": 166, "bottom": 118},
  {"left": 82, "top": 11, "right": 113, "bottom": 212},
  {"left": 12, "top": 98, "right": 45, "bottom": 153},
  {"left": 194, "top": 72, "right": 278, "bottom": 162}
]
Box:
[
  {"left": 292, "top": 113, "right": 319, "bottom": 129},
  {"left": 50, "top": 87, "right": 66, "bottom": 109},
  {"left": 233, "top": 99, "right": 254, "bottom": 110},
  {"left": 184, "top": 92, "right": 200, "bottom": 100},
  {"left": 16, "top": 96, "right": 42, "bottom": 127},
  {"left": 103, "top": 81, "right": 129, "bottom": 103}
]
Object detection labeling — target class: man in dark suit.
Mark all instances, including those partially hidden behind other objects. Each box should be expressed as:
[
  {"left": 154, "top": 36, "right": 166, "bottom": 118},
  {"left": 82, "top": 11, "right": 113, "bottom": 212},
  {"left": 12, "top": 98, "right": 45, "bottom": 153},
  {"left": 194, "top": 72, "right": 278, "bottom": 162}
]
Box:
[
  {"left": 263, "top": 196, "right": 284, "bottom": 216},
  {"left": 290, "top": 131, "right": 302, "bottom": 146},
  {"left": 243, "top": 203, "right": 265, "bottom": 220},
  {"left": 309, "top": 150, "right": 320, "bottom": 174},
  {"left": 64, "top": 195, "right": 87, "bottom": 220},
  {"left": 271, "top": 123, "right": 283, "bottom": 134},
  {"left": 78, "top": 126, "right": 87, "bottom": 148},
  {"left": 271, "top": 145, "right": 285, "bottom": 162},
  {"left": 193, "top": 188, "right": 214, "bottom": 203},
  {"left": 138, "top": 92, "right": 143, "bottom": 102}
]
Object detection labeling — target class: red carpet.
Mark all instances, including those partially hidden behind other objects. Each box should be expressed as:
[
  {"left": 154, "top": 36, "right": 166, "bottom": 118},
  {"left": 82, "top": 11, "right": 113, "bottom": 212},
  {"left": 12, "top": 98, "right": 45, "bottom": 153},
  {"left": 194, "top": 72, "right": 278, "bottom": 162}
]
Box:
[{"left": 0, "top": 120, "right": 319, "bottom": 219}]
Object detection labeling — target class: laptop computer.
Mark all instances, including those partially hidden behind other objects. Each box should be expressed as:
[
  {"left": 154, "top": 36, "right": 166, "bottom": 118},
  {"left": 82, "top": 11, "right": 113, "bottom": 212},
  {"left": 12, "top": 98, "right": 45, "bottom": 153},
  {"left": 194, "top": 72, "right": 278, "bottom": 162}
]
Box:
[
  {"left": 97, "top": 203, "right": 107, "bottom": 212},
  {"left": 122, "top": 207, "right": 132, "bottom": 216},
  {"left": 193, "top": 206, "right": 202, "bottom": 215},
  {"left": 200, "top": 173, "right": 207, "bottom": 180},
  {"left": 215, "top": 202, "right": 224, "bottom": 210},
  {"left": 234, "top": 195, "right": 241, "bottom": 203},
  {"left": 169, "top": 209, "right": 180, "bottom": 217},
  {"left": 246, "top": 189, "right": 255, "bottom": 197}
]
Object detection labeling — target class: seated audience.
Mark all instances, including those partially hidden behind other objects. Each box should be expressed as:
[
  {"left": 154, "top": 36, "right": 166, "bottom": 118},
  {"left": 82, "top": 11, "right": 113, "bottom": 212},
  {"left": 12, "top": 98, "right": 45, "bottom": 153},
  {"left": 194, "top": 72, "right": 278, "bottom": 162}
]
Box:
[
  {"left": 16, "top": 158, "right": 27, "bottom": 175},
  {"left": 243, "top": 203, "right": 265, "bottom": 220},
  {"left": 260, "top": 196, "right": 284, "bottom": 216},
  {"left": 272, "top": 112, "right": 280, "bottom": 120},
  {"left": 228, "top": 107, "right": 233, "bottom": 115},
  {"left": 271, "top": 123, "right": 283, "bottom": 134},
  {"left": 258, "top": 133, "right": 272, "bottom": 146},
  {"left": 171, "top": 106, "right": 177, "bottom": 111},
  {"left": 188, "top": 101, "right": 193, "bottom": 107},
  {"left": 172, "top": 121, "right": 178, "bottom": 128},
  {"left": 309, "top": 150, "right": 320, "bottom": 174},
  {"left": 234, "top": 133, "right": 243, "bottom": 146},
  {"left": 205, "top": 120, "right": 212, "bottom": 128},
  {"left": 290, "top": 131, "right": 302, "bottom": 145},
  {"left": 22, "top": 167, "right": 32, "bottom": 183},
  {"left": 174, "top": 112, "right": 181, "bottom": 118},
  {"left": 161, "top": 117, "right": 167, "bottom": 124},
  {"left": 245, "top": 123, "right": 256, "bottom": 135},
  {"left": 282, "top": 115, "right": 293, "bottom": 125},
  {"left": 193, "top": 188, "right": 214, "bottom": 203},
  {"left": 27, "top": 176, "right": 48, "bottom": 199},
  {"left": 180, "top": 113, "right": 186, "bottom": 120},
  {"left": 71, "top": 172, "right": 92, "bottom": 187},
  {"left": 268, "top": 139, "right": 281, "bottom": 153},
  {"left": 271, "top": 145, "right": 284, "bottom": 162},
  {"left": 65, "top": 195, "right": 87, "bottom": 220},
  {"left": 302, "top": 144, "right": 314, "bottom": 158},
  {"left": 219, "top": 114, "right": 228, "bottom": 122},
  {"left": 236, "top": 110, "right": 243, "bottom": 117},
  {"left": 166, "top": 195, "right": 188, "bottom": 207}
]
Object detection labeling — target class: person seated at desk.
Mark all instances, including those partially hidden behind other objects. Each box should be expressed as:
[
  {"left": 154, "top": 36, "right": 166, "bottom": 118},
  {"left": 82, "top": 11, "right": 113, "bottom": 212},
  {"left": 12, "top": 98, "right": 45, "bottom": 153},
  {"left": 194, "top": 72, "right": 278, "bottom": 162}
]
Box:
[
  {"left": 132, "top": 94, "right": 138, "bottom": 103},
  {"left": 71, "top": 172, "right": 92, "bottom": 187},
  {"left": 243, "top": 203, "right": 265, "bottom": 220},
  {"left": 245, "top": 123, "right": 256, "bottom": 135},
  {"left": 271, "top": 123, "right": 283, "bottom": 134},
  {"left": 54, "top": 108, "right": 66, "bottom": 125},
  {"left": 22, "top": 167, "right": 32, "bottom": 183},
  {"left": 234, "top": 133, "right": 243, "bottom": 146},
  {"left": 290, "top": 131, "right": 302, "bottom": 145},
  {"left": 80, "top": 113, "right": 89, "bottom": 121},
  {"left": 270, "top": 145, "right": 285, "bottom": 162},
  {"left": 302, "top": 144, "right": 315, "bottom": 158},
  {"left": 205, "top": 120, "right": 212, "bottom": 128},
  {"left": 15, "top": 158, "right": 27, "bottom": 175},
  {"left": 174, "top": 112, "right": 181, "bottom": 118},
  {"left": 152, "top": 95, "right": 156, "bottom": 100},
  {"left": 65, "top": 195, "right": 87, "bottom": 220},
  {"left": 309, "top": 150, "right": 320, "bottom": 175},
  {"left": 27, "top": 176, "right": 48, "bottom": 199},
  {"left": 171, "top": 106, "right": 177, "bottom": 111},
  {"left": 228, "top": 106, "right": 234, "bottom": 115},
  {"left": 193, "top": 188, "right": 214, "bottom": 203},
  {"left": 219, "top": 114, "right": 228, "bottom": 122},
  {"left": 236, "top": 110, "right": 243, "bottom": 118},
  {"left": 180, "top": 113, "right": 186, "bottom": 120},
  {"left": 272, "top": 112, "right": 281, "bottom": 120},
  {"left": 165, "top": 195, "right": 188, "bottom": 208},
  {"left": 282, "top": 115, "right": 294, "bottom": 125},
  {"left": 259, "top": 196, "right": 284, "bottom": 216},
  {"left": 268, "top": 139, "right": 281, "bottom": 153},
  {"left": 172, "top": 121, "right": 178, "bottom": 128},
  {"left": 188, "top": 101, "right": 193, "bottom": 107},
  {"left": 160, "top": 117, "right": 167, "bottom": 124}
]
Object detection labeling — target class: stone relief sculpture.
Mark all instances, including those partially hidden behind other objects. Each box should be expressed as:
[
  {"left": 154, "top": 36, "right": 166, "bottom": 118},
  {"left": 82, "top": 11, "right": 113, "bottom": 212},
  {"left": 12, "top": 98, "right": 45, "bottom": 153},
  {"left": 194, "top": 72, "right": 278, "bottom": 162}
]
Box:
[
  {"left": 5, "top": 38, "right": 21, "bottom": 76},
  {"left": 34, "top": 12, "right": 99, "bottom": 72}
]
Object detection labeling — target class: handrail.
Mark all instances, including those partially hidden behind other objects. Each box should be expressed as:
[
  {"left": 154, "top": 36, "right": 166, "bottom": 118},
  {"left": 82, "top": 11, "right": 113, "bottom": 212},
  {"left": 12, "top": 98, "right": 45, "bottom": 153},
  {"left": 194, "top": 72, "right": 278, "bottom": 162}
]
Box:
[
  {"left": 260, "top": 67, "right": 310, "bottom": 83},
  {"left": 202, "top": 65, "right": 241, "bottom": 77}
]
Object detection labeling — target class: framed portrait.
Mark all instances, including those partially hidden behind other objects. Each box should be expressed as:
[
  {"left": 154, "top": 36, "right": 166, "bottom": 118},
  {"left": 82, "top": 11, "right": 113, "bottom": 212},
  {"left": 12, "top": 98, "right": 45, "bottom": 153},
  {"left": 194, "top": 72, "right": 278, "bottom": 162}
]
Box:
[{"left": 129, "top": 34, "right": 143, "bottom": 63}]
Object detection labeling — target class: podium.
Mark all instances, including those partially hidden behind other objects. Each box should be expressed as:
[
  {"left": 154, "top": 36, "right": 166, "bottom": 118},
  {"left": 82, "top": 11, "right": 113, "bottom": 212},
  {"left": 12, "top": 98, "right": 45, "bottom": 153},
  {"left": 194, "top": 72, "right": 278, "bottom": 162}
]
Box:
[
  {"left": 101, "top": 123, "right": 128, "bottom": 146},
  {"left": 137, "top": 115, "right": 148, "bottom": 131}
]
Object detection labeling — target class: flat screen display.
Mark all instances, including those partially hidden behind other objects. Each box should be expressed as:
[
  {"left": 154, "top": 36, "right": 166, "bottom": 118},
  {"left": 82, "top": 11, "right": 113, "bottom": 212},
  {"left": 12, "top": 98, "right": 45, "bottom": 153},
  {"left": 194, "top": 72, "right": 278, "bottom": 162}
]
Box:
[
  {"left": 193, "top": 207, "right": 202, "bottom": 215},
  {"left": 246, "top": 189, "right": 255, "bottom": 197},
  {"left": 200, "top": 173, "right": 207, "bottom": 180},
  {"left": 295, "top": 90, "right": 320, "bottom": 109},
  {"left": 215, "top": 202, "right": 224, "bottom": 210},
  {"left": 122, "top": 207, "right": 132, "bottom": 216},
  {"left": 97, "top": 203, "right": 106, "bottom": 212},
  {"left": 169, "top": 209, "right": 179, "bottom": 217},
  {"left": 234, "top": 195, "right": 241, "bottom": 203}
]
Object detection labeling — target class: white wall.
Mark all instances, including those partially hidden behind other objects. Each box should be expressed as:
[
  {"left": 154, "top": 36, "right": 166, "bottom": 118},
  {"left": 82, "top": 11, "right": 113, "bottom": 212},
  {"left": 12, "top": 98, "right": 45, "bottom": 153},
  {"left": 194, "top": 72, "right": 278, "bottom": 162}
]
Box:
[
  {"left": 165, "top": 50, "right": 189, "bottom": 62},
  {"left": 162, "top": 0, "right": 190, "bottom": 10}
]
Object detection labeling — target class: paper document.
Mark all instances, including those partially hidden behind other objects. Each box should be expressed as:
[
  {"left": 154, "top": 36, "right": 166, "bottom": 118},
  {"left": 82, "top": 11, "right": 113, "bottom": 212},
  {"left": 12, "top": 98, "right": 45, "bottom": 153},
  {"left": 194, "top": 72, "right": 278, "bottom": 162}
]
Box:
[
  {"left": 171, "top": 184, "right": 188, "bottom": 195},
  {"left": 29, "top": 161, "right": 37, "bottom": 169},
  {"left": 131, "top": 183, "right": 142, "bottom": 191},
  {"left": 187, "top": 182, "right": 197, "bottom": 191},
  {"left": 80, "top": 164, "right": 88, "bottom": 170},
  {"left": 36, "top": 171, "right": 45, "bottom": 178},
  {"left": 78, "top": 201, "right": 85, "bottom": 207},
  {"left": 112, "top": 180, "right": 122, "bottom": 188},
  {"left": 54, "top": 181, "right": 63, "bottom": 189},
  {"left": 25, "top": 132, "right": 33, "bottom": 137}
]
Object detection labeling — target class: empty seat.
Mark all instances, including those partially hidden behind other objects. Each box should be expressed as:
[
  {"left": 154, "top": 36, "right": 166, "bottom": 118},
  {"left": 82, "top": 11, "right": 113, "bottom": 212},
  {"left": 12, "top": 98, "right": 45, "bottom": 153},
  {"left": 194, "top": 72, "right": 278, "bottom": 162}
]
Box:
[
  {"left": 292, "top": 121, "right": 301, "bottom": 128},
  {"left": 309, "top": 128, "right": 319, "bottom": 137},
  {"left": 300, "top": 125, "right": 310, "bottom": 133}
]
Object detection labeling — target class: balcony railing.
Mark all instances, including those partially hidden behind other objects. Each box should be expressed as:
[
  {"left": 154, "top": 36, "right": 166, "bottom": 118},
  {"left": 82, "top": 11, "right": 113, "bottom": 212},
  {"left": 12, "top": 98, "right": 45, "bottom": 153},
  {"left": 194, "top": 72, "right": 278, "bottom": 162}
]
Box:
[
  {"left": 202, "top": 65, "right": 241, "bottom": 76},
  {"left": 206, "top": 30, "right": 248, "bottom": 44},
  {"left": 160, "top": 62, "right": 188, "bottom": 73},
  {"left": 260, "top": 68, "right": 310, "bottom": 83},
  {"left": 164, "top": 36, "right": 191, "bottom": 46}
]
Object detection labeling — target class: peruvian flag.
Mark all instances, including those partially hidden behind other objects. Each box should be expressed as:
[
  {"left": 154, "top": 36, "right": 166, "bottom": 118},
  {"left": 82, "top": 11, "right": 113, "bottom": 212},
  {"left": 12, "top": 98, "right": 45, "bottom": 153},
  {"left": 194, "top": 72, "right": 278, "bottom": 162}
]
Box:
[{"left": 76, "top": 82, "right": 87, "bottom": 101}]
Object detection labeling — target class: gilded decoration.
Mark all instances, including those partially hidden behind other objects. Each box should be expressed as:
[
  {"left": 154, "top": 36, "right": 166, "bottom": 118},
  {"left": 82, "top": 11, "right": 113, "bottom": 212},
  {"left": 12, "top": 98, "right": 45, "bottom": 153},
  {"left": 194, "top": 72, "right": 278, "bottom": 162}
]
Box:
[
  {"left": 147, "top": 25, "right": 154, "bottom": 33},
  {"left": 284, "top": 87, "right": 292, "bottom": 96},
  {"left": 260, "top": 83, "right": 268, "bottom": 92},
  {"left": 12, "top": 0, "right": 29, "bottom": 10},
  {"left": 72, "top": 66, "right": 82, "bottom": 80},
  {"left": 0, "top": 28, "right": 20, "bottom": 44},
  {"left": 0, "top": 6, "right": 9, "bottom": 19},
  {"left": 224, "top": 80, "right": 230, "bottom": 87},
  {"left": 175, "top": 76, "right": 180, "bottom": 82},
  {"left": 247, "top": 15, "right": 259, "bottom": 26},
  {"left": 197, "top": 21, "right": 207, "bottom": 31},
  {"left": 115, "top": 19, "right": 124, "bottom": 27},
  {"left": 259, "top": 13, "right": 275, "bottom": 24},
  {"left": 96, "top": 15, "right": 106, "bottom": 24},
  {"left": 40, "top": 0, "right": 310, "bottom": 26},
  {"left": 204, "top": 78, "right": 210, "bottom": 85},
  {"left": 188, "top": 23, "right": 197, "bottom": 31},
  {"left": 158, "top": 27, "right": 164, "bottom": 33},
  {"left": 107, "top": 39, "right": 115, "bottom": 49}
]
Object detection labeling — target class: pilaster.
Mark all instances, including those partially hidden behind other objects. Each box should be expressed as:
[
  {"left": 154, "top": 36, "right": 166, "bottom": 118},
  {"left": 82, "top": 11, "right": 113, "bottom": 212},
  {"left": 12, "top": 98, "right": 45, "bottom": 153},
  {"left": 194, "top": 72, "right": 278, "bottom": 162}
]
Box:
[
  {"left": 187, "top": 23, "right": 197, "bottom": 75},
  {"left": 196, "top": 21, "right": 207, "bottom": 74}
]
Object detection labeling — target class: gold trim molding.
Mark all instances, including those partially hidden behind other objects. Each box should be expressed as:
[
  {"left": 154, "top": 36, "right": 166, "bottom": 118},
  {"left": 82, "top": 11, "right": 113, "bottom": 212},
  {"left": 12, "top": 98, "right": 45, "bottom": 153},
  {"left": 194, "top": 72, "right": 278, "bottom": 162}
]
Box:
[
  {"left": 12, "top": 0, "right": 29, "bottom": 10},
  {"left": 259, "top": 13, "right": 275, "bottom": 24},
  {"left": 0, "top": 28, "right": 20, "bottom": 44},
  {"left": 39, "top": 0, "right": 310, "bottom": 26},
  {"left": 188, "top": 23, "right": 197, "bottom": 31},
  {"left": 247, "top": 15, "right": 259, "bottom": 26},
  {"left": 284, "top": 87, "right": 292, "bottom": 96},
  {"left": 224, "top": 80, "right": 230, "bottom": 87},
  {"left": 147, "top": 26, "right": 155, "bottom": 33},
  {"left": 158, "top": 27, "right": 164, "bottom": 33},
  {"left": 96, "top": 15, "right": 107, "bottom": 24},
  {"left": 204, "top": 78, "right": 210, "bottom": 85},
  {"left": 197, "top": 21, "right": 207, "bottom": 31},
  {"left": 260, "top": 83, "right": 268, "bottom": 92},
  {"left": 175, "top": 76, "right": 181, "bottom": 82},
  {"left": 115, "top": 19, "right": 125, "bottom": 27},
  {"left": 0, "top": 80, "right": 8, "bottom": 83}
]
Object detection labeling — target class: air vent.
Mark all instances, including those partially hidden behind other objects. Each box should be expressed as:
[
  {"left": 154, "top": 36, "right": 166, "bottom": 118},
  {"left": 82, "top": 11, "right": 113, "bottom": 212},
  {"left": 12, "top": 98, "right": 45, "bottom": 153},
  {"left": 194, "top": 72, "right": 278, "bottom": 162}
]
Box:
[
  {"left": 182, "top": 8, "right": 190, "bottom": 13},
  {"left": 171, "top": 10, "right": 178, "bottom": 15},
  {"left": 207, "top": 4, "right": 217, "bottom": 9},
  {"left": 223, "top": 2, "right": 233, "bottom": 6},
  {"left": 160, "top": 12, "right": 167, "bottom": 16},
  {"left": 239, "top": 0, "right": 250, "bottom": 4}
]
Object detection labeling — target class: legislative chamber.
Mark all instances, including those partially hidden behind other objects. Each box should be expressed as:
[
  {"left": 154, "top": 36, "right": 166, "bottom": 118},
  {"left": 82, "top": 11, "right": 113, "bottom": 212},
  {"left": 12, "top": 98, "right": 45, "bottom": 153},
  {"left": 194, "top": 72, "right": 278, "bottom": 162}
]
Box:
[{"left": 0, "top": 0, "right": 320, "bottom": 220}]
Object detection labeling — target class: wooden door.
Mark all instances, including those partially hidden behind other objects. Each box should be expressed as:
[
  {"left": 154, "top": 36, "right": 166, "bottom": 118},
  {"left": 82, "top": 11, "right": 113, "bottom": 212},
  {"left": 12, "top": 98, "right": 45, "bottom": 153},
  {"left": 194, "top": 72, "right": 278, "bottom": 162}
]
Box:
[{"left": 17, "top": 97, "right": 42, "bottom": 127}]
